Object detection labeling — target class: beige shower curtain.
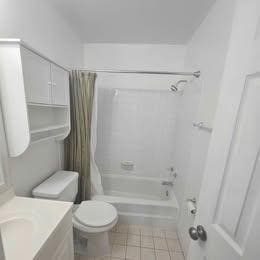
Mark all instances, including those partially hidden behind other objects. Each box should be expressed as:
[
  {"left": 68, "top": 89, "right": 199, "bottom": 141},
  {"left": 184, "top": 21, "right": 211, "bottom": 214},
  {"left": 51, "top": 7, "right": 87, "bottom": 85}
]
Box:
[{"left": 65, "top": 70, "right": 97, "bottom": 203}]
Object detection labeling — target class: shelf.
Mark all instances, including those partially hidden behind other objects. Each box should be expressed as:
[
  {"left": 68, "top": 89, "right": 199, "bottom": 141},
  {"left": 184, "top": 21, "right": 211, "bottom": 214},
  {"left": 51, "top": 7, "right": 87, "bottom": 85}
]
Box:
[
  {"left": 30, "top": 124, "right": 69, "bottom": 134},
  {"left": 27, "top": 102, "right": 68, "bottom": 108},
  {"left": 30, "top": 125, "right": 70, "bottom": 144},
  {"left": 30, "top": 134, "right": 65, "bottom": 145}
]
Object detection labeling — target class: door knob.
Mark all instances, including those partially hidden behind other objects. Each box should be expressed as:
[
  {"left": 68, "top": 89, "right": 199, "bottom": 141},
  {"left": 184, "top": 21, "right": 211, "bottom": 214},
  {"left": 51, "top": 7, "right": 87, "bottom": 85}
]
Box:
[
  {"left": 189, "top": 227, "right": 199, "bottom": 240},
  {"left": 197, "top": 225, "right": 207, "bottom": 241},
  {"left": 189, "top": 225, "right": 207, "bottom": 241}
]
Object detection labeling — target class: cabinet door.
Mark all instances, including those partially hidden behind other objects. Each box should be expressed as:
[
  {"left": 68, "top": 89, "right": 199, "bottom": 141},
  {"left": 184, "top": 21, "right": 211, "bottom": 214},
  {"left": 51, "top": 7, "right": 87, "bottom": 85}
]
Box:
[
  {"left": 51, "top": 229, "right": 74, "bottom": 260},
  {"left": 51, "top": 64, "right": 69, "bottom": 105},
  {"left": 21, "top": 47, "right": 52, "bottom": 104}
]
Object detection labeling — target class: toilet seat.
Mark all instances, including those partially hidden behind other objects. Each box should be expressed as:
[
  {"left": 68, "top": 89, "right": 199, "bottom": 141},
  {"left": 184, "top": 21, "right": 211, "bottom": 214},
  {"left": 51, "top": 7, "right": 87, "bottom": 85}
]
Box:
[{"left": 73, "top": 201, "right": 118, "bottom": 233}]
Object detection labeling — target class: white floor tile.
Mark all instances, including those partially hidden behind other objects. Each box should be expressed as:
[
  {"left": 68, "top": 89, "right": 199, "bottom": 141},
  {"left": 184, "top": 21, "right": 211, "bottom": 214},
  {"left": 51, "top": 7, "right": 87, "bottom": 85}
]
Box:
[
  {"left": 109, "top": 232, "right": 116, "bottom": 243},
  {"left": 74, "top": 255, "right": 94, "bottom": 260},
  {"left": 116, "top": 224, "right": 129, "bottom": 233},
  {"left": 114, "top": 233, "right": 128, "bottom": 245},
  {"left": 153, "top": 237, "right": 168, "bottom": 250},
  {"left": 169, "top": 251, "right": 184, "bottom": 260},
  {"left": 140, "top": 226, "right": 153, "bottom": 236},
  {"left": 74, "top": 254, "right": 81, "bottom": 260},
  {"left": 156, "top": 250, "right": 171, "bottom": 260},
  {"left": 165, "top": 231, "right": 178, "bottom": 239},
  {"left": 128, "top": 225, "right": 141, "bottom": 235},
  {"left": 141, "top": 236, "right": 154, "bottom": 248},
  {"left": 127, "top": 234, "right": 141, "bottom": 247},
  {"left": 111, "top": 244, "right": 126, "bottom": 258},
  {"left": 170, "top": 251, "right": 184, "bottom": 260},
  {"left": 166, "top": 239, "right": 181, "bottom": 252},
  {"left": 152, "top": 228, "right": 165, "bottom": 238},
  {"left": 141, "top": 248, "right": 156, "bottom": 260},
  {"left": 95, "top": 256, "right": 111, "bottom": 260},
  {"left": 126, "top": 246, "right": 141, "bottom": 260}
]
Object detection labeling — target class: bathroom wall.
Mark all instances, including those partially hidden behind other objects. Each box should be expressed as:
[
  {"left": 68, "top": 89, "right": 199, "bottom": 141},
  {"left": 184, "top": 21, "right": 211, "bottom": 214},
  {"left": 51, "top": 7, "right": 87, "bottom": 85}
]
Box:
[
  {"left": 96, "top": 88, "right": 178, "bottom": 179},
  {"left": 83, "top": 44, "right": 186, "bottom": 180},
  {"left": 83, "top": 44, "right": 187, "bottom": 93},
  {"left": 0, "top": 0, "right": 83, "bottom": 196},
  {"left": 0, "top": 0, "right": 82, "bottom": 67},
  {"left": 175, "top": 0, "right": 238, "bottom": 255}
]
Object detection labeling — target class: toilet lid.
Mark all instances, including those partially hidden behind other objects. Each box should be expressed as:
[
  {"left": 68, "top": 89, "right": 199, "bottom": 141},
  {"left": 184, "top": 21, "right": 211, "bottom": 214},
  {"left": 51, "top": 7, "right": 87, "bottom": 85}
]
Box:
[{"left": 74, "top": 201, "right": 117, "bottom": 228}]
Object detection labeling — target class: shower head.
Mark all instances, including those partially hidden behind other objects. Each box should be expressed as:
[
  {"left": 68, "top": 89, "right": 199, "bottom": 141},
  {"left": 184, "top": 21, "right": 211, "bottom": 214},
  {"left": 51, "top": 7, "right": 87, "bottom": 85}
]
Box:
[{"left": 170, "top": 80, "right": 188, "bottom": 92}]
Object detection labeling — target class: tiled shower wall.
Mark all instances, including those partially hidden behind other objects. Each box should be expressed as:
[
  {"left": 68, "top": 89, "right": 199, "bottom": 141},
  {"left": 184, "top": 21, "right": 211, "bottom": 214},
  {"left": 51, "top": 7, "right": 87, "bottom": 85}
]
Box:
[{"left": 96, "top": 88, "right": 179, "bottom": 179}]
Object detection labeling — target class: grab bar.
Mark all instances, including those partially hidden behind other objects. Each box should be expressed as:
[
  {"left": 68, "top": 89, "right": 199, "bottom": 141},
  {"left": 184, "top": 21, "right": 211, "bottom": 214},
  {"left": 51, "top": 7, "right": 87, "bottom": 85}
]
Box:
[
  {"left": 193, "top": 122, "right": 212, "bottom": 132},
  {"left": 161, "top": 181, "right": 173, "bottom": 186}
]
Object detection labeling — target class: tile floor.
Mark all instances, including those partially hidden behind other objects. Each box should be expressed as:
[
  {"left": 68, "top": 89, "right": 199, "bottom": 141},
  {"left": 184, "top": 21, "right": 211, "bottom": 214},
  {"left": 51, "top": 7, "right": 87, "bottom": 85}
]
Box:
[{"left": 75, "top": 224, "right": 185, "bottom": 260}]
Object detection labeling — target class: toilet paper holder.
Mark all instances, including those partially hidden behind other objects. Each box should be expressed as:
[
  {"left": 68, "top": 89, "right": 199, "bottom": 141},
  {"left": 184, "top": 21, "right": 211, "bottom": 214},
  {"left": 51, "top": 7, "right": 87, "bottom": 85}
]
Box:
[
  {"left": 187, "top": 197, "right": 196, "bottom": 204},
  {"left": 187, "top": 197, "right": 197, "bottom": 215}
]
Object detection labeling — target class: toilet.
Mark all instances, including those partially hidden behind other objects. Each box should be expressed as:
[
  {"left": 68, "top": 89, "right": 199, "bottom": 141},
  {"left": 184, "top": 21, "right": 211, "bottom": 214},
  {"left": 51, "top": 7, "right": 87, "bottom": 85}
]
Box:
[{"left": 32, "top": 170, "right": 118, "bottom": 257}]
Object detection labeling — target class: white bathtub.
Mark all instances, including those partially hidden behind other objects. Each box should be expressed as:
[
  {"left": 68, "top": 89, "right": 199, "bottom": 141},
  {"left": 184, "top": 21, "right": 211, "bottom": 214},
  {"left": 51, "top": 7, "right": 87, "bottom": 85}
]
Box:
[{"left": 93, "top": 174, "right": 179, "bottom": 229}]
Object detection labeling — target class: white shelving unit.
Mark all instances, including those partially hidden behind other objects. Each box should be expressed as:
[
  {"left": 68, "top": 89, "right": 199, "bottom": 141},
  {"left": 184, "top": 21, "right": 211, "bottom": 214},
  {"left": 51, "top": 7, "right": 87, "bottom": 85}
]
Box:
[{"left": 0, "top": 39, "right": 71, "bottom": 157}]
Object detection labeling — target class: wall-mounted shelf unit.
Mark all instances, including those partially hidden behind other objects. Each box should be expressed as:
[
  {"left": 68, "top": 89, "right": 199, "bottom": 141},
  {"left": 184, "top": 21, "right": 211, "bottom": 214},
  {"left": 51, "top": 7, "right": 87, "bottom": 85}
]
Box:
[{"left": 0, "top": 39, "right": 71, "bottom": 157}]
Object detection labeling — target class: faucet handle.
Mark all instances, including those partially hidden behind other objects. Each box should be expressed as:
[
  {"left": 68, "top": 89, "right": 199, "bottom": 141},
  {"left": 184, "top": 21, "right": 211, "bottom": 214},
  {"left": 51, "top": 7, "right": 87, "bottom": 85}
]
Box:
[{"left": 166, "top": 166, "right": 175, "bottom": 172}]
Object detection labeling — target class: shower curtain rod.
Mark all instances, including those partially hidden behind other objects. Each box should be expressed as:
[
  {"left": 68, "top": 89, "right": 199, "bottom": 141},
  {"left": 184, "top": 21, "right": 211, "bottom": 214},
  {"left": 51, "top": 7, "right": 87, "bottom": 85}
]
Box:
[{"left": 77, "top": 69, "right": 201, "bottom": 78}]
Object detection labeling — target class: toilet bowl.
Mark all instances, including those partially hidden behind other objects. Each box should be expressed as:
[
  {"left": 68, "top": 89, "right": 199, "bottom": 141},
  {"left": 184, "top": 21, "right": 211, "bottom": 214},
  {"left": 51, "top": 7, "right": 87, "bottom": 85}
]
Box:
[
  {"left": 32, "top": 171, "right": 118, "bottom": 257},
  {"left": 72, "top": 200, "right": 118, "bottom": 256}
]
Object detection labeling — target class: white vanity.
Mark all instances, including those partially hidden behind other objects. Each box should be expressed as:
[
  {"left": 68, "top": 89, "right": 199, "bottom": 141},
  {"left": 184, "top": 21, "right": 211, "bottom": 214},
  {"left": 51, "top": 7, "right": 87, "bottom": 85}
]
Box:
[
  {"left": 0, "top": 112, "right": 74, "bottom": 259},
  {"left": 0, "top": 193, "right": 74, "bottom": 260},
  {"left": 0, "top": 39, "right": 74, "bottom": 259}
]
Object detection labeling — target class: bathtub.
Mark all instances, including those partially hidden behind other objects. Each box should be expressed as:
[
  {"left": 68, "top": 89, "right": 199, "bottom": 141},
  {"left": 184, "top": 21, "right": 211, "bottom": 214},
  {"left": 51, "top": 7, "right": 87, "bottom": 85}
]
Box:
[{"left": 92, "top": 174, "right": 179, "bottom": 229}]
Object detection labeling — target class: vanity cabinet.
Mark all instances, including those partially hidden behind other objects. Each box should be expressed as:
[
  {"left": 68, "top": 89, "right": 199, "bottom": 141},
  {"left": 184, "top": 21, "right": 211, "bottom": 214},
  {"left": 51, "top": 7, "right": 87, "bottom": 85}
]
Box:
[
  {"left": 35, "top": 210, "right": 74, "bottom": 260},
  {"left": 0, "top": 39, "right": 71, "bottom": 157},
  {"left": 51, "top": 229, "right": 74, "bottom": 260}
]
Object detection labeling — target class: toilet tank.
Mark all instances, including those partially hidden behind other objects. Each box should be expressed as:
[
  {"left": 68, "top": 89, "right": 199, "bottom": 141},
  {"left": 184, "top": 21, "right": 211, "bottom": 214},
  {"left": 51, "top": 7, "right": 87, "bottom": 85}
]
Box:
[{"left": 32, "top": 171, "right": 79, "bottom": 202}]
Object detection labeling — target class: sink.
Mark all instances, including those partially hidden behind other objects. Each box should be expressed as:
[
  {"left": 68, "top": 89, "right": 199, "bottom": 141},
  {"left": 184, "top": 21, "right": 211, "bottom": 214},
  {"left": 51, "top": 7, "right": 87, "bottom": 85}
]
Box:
[
  {"left": 0, "top": 197, "right": 72, "bottom": 260},
  {"left": 0, "top": 211, "right": 39, "bottom": 259}
]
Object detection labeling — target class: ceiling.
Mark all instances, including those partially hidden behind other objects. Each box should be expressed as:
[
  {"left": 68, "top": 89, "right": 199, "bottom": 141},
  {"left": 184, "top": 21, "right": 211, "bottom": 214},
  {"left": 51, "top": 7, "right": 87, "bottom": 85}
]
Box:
[{"left": 50, "top": 0, "right": 216, "bottom": 44}]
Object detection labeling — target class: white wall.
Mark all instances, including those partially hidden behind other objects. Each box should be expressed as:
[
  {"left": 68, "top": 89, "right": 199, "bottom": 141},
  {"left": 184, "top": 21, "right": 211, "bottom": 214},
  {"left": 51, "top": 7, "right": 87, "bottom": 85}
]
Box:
[
  {"left": 83, "top": 44, "right": 187, "bottom": 182},
  {"left": 176, "top": 0, "right": 238, "bottom": 255},
  {"left": 0, "top": 0, "right": 82, "bottom": 68},
  {"left": 84, "top": 44, "right": 187, "bottom": 92},
  {"left": 96, "top": 88, "right": 178, "bottom": 180},
  {"left": 0, "top": 0, "right": 83, "bottom": 196},
  {"left": 84, "top": 44, "right": 186, "bottom": 71}
]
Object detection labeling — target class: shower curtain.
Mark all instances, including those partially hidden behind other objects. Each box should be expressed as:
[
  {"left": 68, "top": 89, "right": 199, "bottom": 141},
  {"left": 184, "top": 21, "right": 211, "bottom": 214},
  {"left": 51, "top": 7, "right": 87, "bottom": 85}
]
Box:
[{"left": 65, "top": 70, "right": 103, "bottom": 203}]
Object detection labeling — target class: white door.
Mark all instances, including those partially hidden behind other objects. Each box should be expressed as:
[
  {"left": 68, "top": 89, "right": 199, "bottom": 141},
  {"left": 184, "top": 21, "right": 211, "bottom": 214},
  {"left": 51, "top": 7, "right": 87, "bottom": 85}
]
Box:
[
  {"left": 187, "top": 1, "right": 260, "bottom": 259},
  {"left": 188, "top": 74, "right": 260, "bottom": 260},
  {"left": 51, "top": 64, "right": 69, "bottom": 106},
  {"left": 21, "top": 47, "right": 52, "bottom": 104}
]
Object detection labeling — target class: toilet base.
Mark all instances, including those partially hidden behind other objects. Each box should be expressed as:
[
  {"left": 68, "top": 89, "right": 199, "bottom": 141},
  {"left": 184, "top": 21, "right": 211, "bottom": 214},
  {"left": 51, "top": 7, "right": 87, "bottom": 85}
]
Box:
[{"left": 74, "top": 228, "right": 112, "bottom": 257}]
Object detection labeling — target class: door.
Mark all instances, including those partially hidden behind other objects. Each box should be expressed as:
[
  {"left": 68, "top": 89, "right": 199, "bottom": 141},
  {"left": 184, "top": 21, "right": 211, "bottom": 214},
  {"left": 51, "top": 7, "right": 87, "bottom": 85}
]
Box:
[
  {"left": 187, "top": 1, "right": 260, "bottom": 259},
  {"left": 188, "top": 74, "right": 260, "bottom": 260},
  {"left": 21, "top": 47, "right": 52, "bottom": 104},
  {"left": 51, "top": 64, "right": 69, "bottom": 106}
]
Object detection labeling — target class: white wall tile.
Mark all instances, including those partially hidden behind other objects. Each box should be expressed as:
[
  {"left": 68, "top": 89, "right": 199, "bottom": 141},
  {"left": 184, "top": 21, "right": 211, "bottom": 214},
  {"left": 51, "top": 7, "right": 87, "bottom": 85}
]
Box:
[{"left": 96, "top": 89, "right": 179, "bottom": 179}]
